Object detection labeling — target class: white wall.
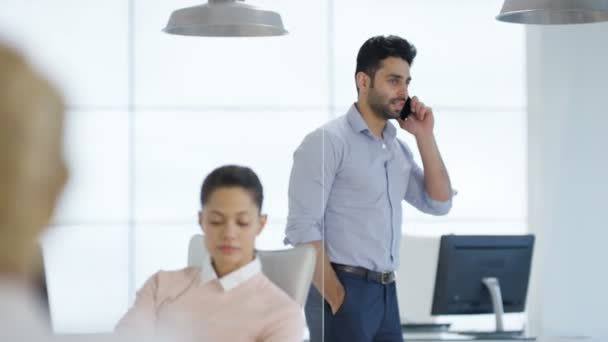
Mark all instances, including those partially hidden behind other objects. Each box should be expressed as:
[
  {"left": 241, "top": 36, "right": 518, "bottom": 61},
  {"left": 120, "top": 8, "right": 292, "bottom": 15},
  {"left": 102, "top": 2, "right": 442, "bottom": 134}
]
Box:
[{"left": 527, "top": 22, "right": 608, "bottom": 339}]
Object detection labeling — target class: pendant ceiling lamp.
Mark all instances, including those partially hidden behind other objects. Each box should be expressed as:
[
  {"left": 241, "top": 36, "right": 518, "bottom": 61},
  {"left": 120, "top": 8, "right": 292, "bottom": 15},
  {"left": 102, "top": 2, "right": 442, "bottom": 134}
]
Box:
[
  {"left": 496, "top": 0, "right": 608, "bottom": 25},
  {"left": 164, "top": 0, "right": 287, "bottom": 37}
]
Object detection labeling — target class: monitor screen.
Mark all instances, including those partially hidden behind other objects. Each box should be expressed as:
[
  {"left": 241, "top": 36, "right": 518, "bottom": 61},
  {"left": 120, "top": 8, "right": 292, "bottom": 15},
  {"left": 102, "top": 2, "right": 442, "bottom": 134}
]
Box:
[{"left": 431, "top": 235, "right": 534, "bottom": 315}]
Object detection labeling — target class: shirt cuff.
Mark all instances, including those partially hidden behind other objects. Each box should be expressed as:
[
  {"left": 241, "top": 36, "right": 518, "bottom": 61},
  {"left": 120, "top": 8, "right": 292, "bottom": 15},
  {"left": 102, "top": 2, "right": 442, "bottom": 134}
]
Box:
[
  {"left": 284, "top": 225, "right": 323, "bottom": 246},
  {"left": 424, "top": 188, "right": 457, "bottom": 215}
]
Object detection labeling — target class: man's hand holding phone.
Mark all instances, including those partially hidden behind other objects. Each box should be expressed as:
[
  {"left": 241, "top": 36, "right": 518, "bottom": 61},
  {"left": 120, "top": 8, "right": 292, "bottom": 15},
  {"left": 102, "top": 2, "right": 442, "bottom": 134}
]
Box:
[{"left": 397, "top": 95, "right": 435, "bottom": 139}]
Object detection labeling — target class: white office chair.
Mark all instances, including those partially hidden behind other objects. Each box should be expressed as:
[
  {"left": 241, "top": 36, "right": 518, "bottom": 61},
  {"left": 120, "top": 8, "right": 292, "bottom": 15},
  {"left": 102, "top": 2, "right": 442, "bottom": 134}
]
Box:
[
  {"left": 187, "top": 234, "right": 315, "bottom": 306},
  {"left": 396, "top": 234, "right": 441, "bottom": 324}
]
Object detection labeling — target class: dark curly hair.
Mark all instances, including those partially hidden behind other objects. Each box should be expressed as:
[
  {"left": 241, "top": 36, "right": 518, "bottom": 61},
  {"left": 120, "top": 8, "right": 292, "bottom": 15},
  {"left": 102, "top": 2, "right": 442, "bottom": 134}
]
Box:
[{"left": 355, "top": 35, "right": 417, "bottom": 91}]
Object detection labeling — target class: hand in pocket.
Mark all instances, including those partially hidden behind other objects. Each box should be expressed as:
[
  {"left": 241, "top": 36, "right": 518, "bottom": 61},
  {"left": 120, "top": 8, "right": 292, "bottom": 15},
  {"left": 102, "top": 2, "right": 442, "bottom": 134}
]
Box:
[{"left": 328, "top": 281, "right": 346, "bottom": 315}]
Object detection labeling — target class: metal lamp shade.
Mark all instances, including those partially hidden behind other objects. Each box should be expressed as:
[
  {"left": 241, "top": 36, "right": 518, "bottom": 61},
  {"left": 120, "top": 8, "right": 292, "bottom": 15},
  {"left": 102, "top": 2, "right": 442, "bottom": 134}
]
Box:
[
  {"left": 496, "top": 0, "right": 608, "bottom": 25},
  {"left": 164, "top": 0, "right": 287, "bottom": 37}
]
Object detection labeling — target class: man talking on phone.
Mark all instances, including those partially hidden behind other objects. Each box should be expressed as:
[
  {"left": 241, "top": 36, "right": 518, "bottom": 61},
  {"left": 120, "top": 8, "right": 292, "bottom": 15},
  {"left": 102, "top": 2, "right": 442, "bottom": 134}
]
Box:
[{"left": 284, "top": 35, "right": 455, "bottom": 342}]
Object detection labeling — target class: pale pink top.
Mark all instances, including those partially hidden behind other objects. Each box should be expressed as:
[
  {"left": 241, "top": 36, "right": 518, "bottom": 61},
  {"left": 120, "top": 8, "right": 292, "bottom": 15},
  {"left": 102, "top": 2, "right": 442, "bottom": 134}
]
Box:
[{"left": 115, "top": 258, "right": 304, "bottom": 342}]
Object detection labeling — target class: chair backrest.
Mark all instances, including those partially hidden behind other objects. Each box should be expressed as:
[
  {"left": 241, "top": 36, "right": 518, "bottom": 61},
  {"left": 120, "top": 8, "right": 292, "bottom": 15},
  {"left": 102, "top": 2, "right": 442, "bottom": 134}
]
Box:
[
  {"left": 396, "top": 233, "right": 441, "bottom": 324},
  {"left": 187, "top": 234, "right": 315, "bottom": 306}
]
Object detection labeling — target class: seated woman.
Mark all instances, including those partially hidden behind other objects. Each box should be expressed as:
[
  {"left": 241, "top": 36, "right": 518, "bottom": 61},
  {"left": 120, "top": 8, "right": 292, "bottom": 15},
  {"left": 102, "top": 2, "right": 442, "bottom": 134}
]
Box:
[{"left": 115, "top": 165, "right": 303, "bottom": 342}]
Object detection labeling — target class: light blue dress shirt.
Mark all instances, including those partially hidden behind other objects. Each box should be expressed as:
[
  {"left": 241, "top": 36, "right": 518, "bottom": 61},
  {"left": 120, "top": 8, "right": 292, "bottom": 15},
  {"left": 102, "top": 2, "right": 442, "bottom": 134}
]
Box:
[{"left": 285, "top": 104, "right": 453, "bottom": 272}]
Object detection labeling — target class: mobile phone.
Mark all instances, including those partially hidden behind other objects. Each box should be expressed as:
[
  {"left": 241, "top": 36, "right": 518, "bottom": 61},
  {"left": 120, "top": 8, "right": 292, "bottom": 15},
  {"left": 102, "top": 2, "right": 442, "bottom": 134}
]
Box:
[{"left": 400, "top": 96, "right": 412, "bottom": 120}]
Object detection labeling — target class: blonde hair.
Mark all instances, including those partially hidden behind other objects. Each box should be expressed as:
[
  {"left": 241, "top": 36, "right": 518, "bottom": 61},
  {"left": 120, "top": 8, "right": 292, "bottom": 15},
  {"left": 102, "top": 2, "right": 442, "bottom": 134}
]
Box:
[{"left": 0, "top": 44, "right": 66, "bottom": 276}]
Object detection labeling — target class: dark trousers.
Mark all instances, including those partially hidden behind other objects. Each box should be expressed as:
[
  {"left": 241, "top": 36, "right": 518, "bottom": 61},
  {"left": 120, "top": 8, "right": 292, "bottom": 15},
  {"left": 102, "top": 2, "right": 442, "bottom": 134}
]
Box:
[{"left": 305, "top": 268, "right": 403, "bottom": 342}]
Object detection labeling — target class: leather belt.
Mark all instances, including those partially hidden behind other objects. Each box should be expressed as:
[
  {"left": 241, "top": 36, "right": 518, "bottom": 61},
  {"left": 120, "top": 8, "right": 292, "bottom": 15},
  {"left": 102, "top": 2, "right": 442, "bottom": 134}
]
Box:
[{"left": 332, "top": 263, "right": 395, "bottom": 285}]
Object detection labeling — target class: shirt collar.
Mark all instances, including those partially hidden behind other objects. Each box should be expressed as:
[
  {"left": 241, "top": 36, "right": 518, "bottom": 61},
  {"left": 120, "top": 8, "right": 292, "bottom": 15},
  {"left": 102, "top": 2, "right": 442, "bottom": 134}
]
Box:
[
  {"left": 346, "top": 103, "right": 397, "bottom": 140},
  {"left": 200, "top": 255, "right": 262, "bottom": 291}
]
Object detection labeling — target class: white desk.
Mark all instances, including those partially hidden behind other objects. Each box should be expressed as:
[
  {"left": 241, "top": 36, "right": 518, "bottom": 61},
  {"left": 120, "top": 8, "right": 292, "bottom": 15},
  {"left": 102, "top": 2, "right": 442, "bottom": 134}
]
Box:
[
  {"left": 403, "top": 331, "right": 531, "bottom": 341},
  {"left": 402, "top": 335, "right": 591, "bottom": 342},
  {"left": 60, "top": 333, "right": 593, "bottom": 342}
]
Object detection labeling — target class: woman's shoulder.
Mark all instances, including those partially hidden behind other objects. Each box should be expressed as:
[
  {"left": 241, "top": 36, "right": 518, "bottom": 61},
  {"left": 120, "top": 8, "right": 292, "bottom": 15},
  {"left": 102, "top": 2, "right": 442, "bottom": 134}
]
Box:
[
  {"left": 249, "top": 274, "right": 304, "bottom": 335},
  {"left": 154, "top": 266, "right": 200, "bottom": 280},
  {"left": 250, "top": 273, "right": 300, "bottom": 310},
  {"left": 143, "top": 266, "right": 201, "bottom": 295}
]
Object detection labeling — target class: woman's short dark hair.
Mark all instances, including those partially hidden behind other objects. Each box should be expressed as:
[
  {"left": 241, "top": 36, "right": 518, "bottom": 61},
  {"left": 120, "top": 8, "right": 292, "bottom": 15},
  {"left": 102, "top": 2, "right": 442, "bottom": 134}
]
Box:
[
  {"left": 200, "top": 165, "right": 264, "bottom": 212},
  {"left": 355, "top": 35, "right": 417, "bottom": 91}
]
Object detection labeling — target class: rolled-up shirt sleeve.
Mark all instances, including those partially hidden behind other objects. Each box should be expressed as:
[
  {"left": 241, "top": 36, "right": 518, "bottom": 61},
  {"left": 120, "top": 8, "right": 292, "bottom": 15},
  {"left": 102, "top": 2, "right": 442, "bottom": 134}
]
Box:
[
  {"left": 399, "top": 140, "right": 455, "bottom": 216},
  {"left": 285, "top": 128, "right": 342, "bottom": 246},
  {"left": 404, "top": 162, "right": 455, "bottom": 215}
]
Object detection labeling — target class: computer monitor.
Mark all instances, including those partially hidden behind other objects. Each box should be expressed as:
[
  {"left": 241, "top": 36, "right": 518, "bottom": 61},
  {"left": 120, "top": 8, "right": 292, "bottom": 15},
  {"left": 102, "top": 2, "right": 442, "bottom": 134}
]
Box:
[{"left": 431, "top": 235, "right": 534, "bottom": 334}]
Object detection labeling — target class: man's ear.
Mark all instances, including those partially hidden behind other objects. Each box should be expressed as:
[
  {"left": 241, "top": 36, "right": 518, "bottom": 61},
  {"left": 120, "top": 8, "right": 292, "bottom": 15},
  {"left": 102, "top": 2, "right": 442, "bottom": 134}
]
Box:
[
  {"left": 356, "top": 71, "right": 370, "bottom": 92},
  {"left": 257, "top": 214, "right": 268, "bottom": 236}
]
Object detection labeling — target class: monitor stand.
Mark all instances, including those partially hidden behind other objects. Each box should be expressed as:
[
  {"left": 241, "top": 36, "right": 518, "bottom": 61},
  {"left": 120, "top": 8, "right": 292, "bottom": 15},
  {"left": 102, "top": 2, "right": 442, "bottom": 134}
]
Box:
[
  {"left": 456, "top": 278, "right": 531, "bottom": 340},
  {"left": 482, "top": 277, "right": 505, "bottom": 332}
]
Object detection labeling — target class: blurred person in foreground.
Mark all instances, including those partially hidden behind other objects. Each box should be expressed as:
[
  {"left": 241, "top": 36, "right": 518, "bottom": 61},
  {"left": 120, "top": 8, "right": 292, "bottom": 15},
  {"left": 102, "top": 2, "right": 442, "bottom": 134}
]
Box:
[
  {"left": 0, "top": 42, "right": 67, "bottom": 341},
  {"left": 0, "top": 42, "right": 172, "bottom": 342}
]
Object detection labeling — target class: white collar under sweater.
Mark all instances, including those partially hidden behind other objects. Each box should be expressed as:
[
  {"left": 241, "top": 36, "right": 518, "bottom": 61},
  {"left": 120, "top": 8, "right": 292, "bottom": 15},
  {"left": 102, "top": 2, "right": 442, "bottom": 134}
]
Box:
[{"left": 200, "top": 255, "right": 261, "bottom": 291}]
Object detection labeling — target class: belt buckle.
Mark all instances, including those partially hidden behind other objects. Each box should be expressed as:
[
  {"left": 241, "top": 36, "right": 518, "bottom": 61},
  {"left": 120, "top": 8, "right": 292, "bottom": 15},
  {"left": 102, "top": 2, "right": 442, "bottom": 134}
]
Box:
[{"left": 380, "top": 272, "right": 390, "bottom": 284}]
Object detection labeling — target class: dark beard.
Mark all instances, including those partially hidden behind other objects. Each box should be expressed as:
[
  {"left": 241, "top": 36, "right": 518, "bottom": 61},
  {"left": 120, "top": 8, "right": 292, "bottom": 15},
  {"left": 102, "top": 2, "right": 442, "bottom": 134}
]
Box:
[
  {"left": 383, "top": 107, "right": 401, "bottom": 120},
  {"left": 369, "top": 100, "right": 400, "bottom": 120},
  {"left": 368, "top": 89, "right": 403, "bottom": 120}
]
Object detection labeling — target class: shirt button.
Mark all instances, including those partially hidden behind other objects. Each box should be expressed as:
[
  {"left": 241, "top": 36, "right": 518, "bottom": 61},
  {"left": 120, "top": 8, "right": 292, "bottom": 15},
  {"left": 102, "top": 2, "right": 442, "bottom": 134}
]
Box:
[{"left": 382, "top": 144, "right": 386, "bottom": 149}]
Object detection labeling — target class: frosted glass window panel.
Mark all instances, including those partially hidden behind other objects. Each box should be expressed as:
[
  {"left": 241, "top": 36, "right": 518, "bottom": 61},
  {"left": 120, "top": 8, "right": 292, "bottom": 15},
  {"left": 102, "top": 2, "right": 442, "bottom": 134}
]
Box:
[
  {"left": 402, "top": 219, "right": 528, "bottom": 236},
  {"left": 0, "top": 1, "right": 129, "bottom": 107},
  {"left": 134, "top": 0, "right": 329, "bottom": 107},
  {"left": 133, "top": 224, "right": 201, "bottom": 289},
  {"left": 395, "top": 109, "right": 527, "bottom": 221},
  {"left": 134, "top": 110, "right": 328, "bottom": 222},
  {"left": 332, "top": 0, "right": 525, "bottom": 108},
  {"left": 41, "top": 226, "right": 129, "bottom": 333},
  {"left": 53, "top": 111, "right": 130, "bottom": 224}
]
